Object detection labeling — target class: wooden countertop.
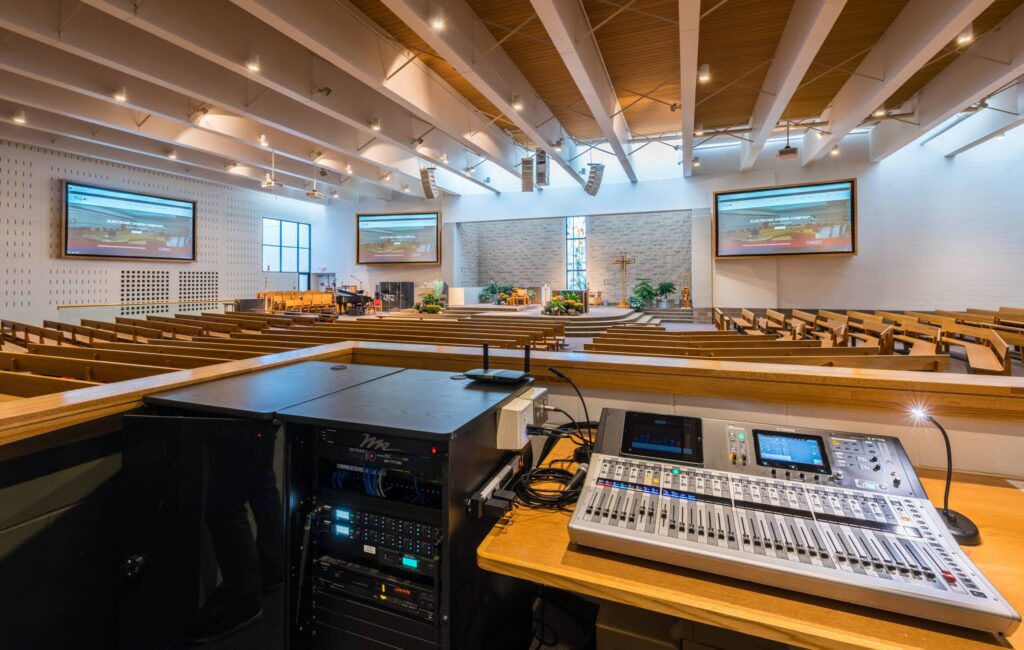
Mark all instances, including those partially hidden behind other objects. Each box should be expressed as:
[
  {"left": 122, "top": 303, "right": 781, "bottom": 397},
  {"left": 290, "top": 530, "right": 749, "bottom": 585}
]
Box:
[{"left": 477, "top": 440, "right": 1023, "bottom": 650}]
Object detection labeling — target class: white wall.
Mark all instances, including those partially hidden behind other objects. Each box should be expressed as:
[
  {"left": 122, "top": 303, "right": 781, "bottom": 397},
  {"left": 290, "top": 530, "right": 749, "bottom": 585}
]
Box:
[
  {"left": 0, "top": 138, "right": 346, "bottom": 324},
  {"left": 387, "top": 128, "right": 1024, "bottom": 310}
]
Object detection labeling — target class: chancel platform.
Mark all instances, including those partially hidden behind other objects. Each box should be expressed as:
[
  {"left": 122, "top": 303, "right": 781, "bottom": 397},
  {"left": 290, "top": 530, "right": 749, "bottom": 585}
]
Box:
[{"left": 477, "top": 439, "right": 1024, "bottom": 650}]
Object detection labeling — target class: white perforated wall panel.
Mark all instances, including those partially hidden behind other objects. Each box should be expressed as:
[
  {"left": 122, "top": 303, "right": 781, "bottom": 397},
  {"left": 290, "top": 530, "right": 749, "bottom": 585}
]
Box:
[{"left": 0, "top": 139, "right": 347, "bottom": 324}]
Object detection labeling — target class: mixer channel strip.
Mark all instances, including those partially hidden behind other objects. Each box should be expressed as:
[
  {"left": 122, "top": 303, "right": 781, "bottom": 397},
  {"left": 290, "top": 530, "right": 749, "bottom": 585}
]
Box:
[{"left": 571, "top": 454, "right": 1018, "bottom": 634}]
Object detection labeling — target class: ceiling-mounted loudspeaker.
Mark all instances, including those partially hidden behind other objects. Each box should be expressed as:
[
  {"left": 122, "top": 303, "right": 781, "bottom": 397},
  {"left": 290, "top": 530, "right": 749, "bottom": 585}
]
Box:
[
  {"left": 521, "top": 157, "right": 534, "bottom": 192},
  {"left": 584, "top": 163, "right": 604, "bottom": 196},
  {"left": 420, "top": 167, "right": 439, "bottom": 199},
  {"left": 535, "top": 149, "right": 549, "bottom": 186}
]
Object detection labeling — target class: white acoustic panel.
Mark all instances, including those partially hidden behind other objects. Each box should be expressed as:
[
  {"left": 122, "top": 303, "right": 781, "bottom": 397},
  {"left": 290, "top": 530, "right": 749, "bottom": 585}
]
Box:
[
  {"left": 180, "top": 271, "right": 219, "bottom": 313},
  {"left": 120, "top": 270, "right": 170, "bottom": 316},
  {"left": 0, "top": 138, "right": 340, "bottom": 325}
]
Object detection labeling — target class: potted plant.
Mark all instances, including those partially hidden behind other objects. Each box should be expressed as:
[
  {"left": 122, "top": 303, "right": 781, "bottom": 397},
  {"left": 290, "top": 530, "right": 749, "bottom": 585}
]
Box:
[
  {"left": 417, "top": 291, "right": 444, "bottom": 314},
  {"left": 478, "top": 282, "right": 499, "bottom": 303},
  {"left": 543, "top": 298, "right": 568, "bottom": 315},
  {"left": 627, "top": 296, "right": 644, "bottom": 311},
  {"left": 655, "top": 281, "right": 678, "bottom": 308},
  {"left": 631, "top": 279, "right": 657, "bottom": 309}
]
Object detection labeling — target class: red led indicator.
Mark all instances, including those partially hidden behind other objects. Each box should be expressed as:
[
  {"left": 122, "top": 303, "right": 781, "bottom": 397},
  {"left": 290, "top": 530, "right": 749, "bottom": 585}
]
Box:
[{"left": 431, "top": 445, "right": 438, "bottom": 455}]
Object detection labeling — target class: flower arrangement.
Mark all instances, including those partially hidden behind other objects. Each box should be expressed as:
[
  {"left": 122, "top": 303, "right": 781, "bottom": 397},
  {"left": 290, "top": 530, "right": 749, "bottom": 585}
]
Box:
[{"left": 416, "top": 290, "right": 444, "bottom": 314}]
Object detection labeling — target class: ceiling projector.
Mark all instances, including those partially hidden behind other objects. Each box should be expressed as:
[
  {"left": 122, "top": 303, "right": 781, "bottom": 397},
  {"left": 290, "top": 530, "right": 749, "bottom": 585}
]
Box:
[
  {"left": 776, "top": 145, "right": 799, "bottom": 160},
  {"left": 306, "top": 189, "right": 325, "bottom": 200},
  {"left": 261, "top": 174, "right": 283, "bottom": 190}
]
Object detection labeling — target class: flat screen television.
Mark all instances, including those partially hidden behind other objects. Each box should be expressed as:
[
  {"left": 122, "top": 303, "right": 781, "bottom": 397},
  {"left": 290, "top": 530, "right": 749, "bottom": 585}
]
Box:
[
  {"left": 356, "top": 212, "right": 440, "bottom": 265},
  {"left": 714, "top": 179, "right": 856, "bottom": 258},
  {"left": 62, "top": 181, "right": 197, "bottom": 261}
]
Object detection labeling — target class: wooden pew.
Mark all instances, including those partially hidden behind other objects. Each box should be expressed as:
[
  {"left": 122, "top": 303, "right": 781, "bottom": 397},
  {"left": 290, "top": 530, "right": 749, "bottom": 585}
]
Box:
[
  {"left": 581, "top": 347, "right": 946, "bottom": 371},
  {"left": 940, "top": 323, "right": 1011, "bottom": 375},
  {"left": 0, "top": 369, "right": 99, "bottom": 396},
  {"left": 848, "top": 321, "right": 895, "bottom": 354},
  {"left": 178, "top": 314, "right": 266, "bottom": 331},
  {"left": 817, "top": 310, "right": 849, "bottom": 327},
  {"left": 590, "top": 331, "right": 780, "bottom": 342},
  {"left": 713, "top": 308, "right": 730, "bottom": 331},
  {"left": 92, "top": 341, "right": 269, "bottom": 360},
  {"left": 0, "top": 351, "right": 172, "bottom": 383},
  {"left": 148, "top": 315, "right": 240, "bottom": 334},
  {"left": 893, "top": 321, "right": 941, "bottom": 356},
  {"left": 190, "top": 336, "right": 314, "bottom": 349},
  {"left": 42, "top": 320, "right": 118, "bottom": 345},
  {"left": 230, "top": 329, "right": 529, "bottom": 349},
  {"left": 1, "top": 320, "right": 71, "bottom": 347},
  {"left": 300, "top": 320, "right": 558, "bottom": 348},
  {"left": 846, "top": 310, "right": 884, "bottom": 324},
  {"left": 206, "top": 312, "right": 298, "bottom": 328},
  {"left": 584, "top": 342, "right": 878, "bottom": 358},
  {"left": 875, "top": 310, "right": 916, "bottom": 325},
  {"left": 27, "top": 343, "right": 224, "bottom": 369},
  {"left": 81, "top": 319, "right": 163, "bottom": 342},
  {"left": 730, "top": 308, "right": 758, "bottom": 332},
  {"left": 810, "top": 320, "right": 848, "bottom": 347},
  {"left": 592, "top": 336, "right": 822, "bottom": 349},
  {"left": 115, "top": 317, "right": 202, "bottom": 339},
  {"left": 788, "top": 309, "right": 817, "bottom": 331},
  {"left": 764, "top": 309, "right": 786, "bottom": 332}
]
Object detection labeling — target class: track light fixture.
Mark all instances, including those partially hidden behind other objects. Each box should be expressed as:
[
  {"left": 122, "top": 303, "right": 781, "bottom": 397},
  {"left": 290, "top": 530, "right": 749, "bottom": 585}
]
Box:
[
  {"left": 956, "top": 23, "right": 973, "bottom": 45},
  {"left": 669, "top": 103, "right": 680, "bottom": 112},
  {"left": 316, "top": 86, "right": 332, "bottom": 96},
  {"left": 12, "top": 110, "right": 26, "bottom": 124},
  {"left": 698, "top": 63, "right": 710, "bottom": 83},
  {"left": 412, "top": 137, "right": 424, "bottom": 149},
  {"left": 190, "top": 106, "right": 209, "bottom": 124},
  {"left": 431, "top": 15, "right": 445, "bottom": 30},
  {"left": 466, "top": 164, "right": 478, "bottom": 174},
  {"left": 330, "top": 190, "right": 339, "bottom": 198},
  {"left": 113, "top": 87, "right": 128, "bottom": 102},
  {"left": 246, "top": 54, "right": 261, "bottom": 73},
  {"left": 345, "top": 163, "right": 353, "bottom": 174},
  {"left": 370, "top": 117, "right": 381, "bottom": 131},
  {"left": 554, "top": 138, "right": 563, "bottom": 153},
  {"left": 692, "top": 156, "right": 701, "bottom": 168},
  {"left": 318, "top": 167, "right": 328, "bottom": 177},
  {"left": 440, "top": 153, "right": 448, "bottom": 163},
  {"left": 511, "top": 94, "right": 523, "bottom": 111},
  {"left": 830, "top": 146, "right": 840, "bottom": 157},
  {"left": 402, "top": 184, "right": 410, "bottom": 193},
  {"left": 381, "top": 171, "right": 392, "bottom": 182},
  {"left": 694, "top": 122, "right": 705, "bottom": 136},
  {"left": 225, "top": 161, "right": 238, "bottom": 172},
  {"left": 167, "top": 150, "right": 177, "bottom": 160},
  {"left": 997, "top": 132, "right": 1006, "bottom": 140},
  {"left": 873, "top": 108, "right": 886, "bottom": 118},
  {"left": 258, "top": 133, "right": 269, "bottom": 147}
]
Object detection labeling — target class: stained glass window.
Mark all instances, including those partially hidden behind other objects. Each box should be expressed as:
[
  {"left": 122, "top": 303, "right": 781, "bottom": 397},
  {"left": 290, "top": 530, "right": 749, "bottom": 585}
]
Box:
[{"left": 565, "top": 216, "right": 587, "bottom": 291}]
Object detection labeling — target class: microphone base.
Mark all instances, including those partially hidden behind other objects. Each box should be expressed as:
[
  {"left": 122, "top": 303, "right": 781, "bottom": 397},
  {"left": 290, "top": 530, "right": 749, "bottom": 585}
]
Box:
[{"left": 942, "top": 509, "right": 981, "bottom": 546}]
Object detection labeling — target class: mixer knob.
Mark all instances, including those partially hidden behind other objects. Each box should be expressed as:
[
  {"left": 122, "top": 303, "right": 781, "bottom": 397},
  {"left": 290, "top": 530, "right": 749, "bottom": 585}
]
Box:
[
  {"left": 798, "top": 473, "right": 805, "bottom": 481},
  {"left": 872, "top": 464, "right": 881, "bottom": 472},
  {"left": 770, "top": 468, "right": 777, "bottom": 477},
  {"left": 784, "top": 471, "right": 791, "bottom": 478},
  {"left": 892, "top": 477, "right": 901, "bottom": 488},
  {"left": 870, "top": 456, "right": 878, "bottom": 463}
]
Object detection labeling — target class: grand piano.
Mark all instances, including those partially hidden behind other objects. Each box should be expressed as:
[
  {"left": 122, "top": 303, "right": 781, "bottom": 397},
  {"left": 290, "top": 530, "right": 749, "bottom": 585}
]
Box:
[{"left": 335, "top": 287, "right": 372, "bottom": 315}]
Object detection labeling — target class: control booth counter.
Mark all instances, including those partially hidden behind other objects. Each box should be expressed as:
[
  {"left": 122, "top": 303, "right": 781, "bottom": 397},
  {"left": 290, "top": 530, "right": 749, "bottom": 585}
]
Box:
[{"left": 130, "top": 362, "right": 535, "bottom": 650}]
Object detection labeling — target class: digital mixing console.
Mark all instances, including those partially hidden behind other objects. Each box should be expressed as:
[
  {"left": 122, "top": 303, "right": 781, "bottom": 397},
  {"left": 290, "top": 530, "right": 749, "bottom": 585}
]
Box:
[{"left": 568, "top": 409, "right": 1020, "bottom": 635}]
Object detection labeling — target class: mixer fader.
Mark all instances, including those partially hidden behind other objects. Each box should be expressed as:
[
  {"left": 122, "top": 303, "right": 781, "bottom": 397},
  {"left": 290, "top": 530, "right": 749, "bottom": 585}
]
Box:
[{"left": 569, "top": 410, "right": 1020, "bottom": 635}]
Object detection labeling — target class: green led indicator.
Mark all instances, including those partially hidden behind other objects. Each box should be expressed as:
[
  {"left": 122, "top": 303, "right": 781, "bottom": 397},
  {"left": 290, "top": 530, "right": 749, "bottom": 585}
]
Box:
[
  {"left": 738, "top": 433, "right": 746, "bottom": 440},
  {"left": 672, "top": 468, "right": 680, "bottom": 475},
  {"left": 401, "top": 556, "right": 419, "bottom": 569}
]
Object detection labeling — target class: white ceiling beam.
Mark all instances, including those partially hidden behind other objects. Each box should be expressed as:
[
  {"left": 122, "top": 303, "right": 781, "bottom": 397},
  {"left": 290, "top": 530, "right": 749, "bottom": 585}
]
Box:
[
  {"left": 0, "top": 96, "right": 372, "bottom": 200},
  {"left": 801, "top": 0, "right": 994, "bottom": 165},
  {"left": 0, "top": 68, "right": 394, "bottom": 199},
  {"left": 739, "top": 0, "right": 846, "bottom": 170},
  {"left": 939, "top": 83, "right": 1024, "bottom": 156},
  {"left": 80, "top": 0, "right": 499, "bottom": 194},
  {"left": 0, "top": 33, "right": 403, "bottom": 195},
  {"left": 0, "top": 122, "right": 332, "bottom": 203},
  {"left": 678, "top": 1, "right": 700, "bottom": 177},
  {"left": 0, "top": 0, "right": 449, "bottom": 197},
  {"left": 870, "top": 3, "right": 1024, "bottom": 160},
  {"left": 380, "top": 0, "right": 585, "bottom": 185},
  {"left": 529, "top": 0, "right": 637, "bottom": 182},
  {"left": 230, "top": 0, "right": 519, "bottom": 179}
]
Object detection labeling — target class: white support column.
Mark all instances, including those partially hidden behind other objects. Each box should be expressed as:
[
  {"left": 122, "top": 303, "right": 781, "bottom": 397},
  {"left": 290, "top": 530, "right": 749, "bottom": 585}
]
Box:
[
  {"left": 380, "top": 0, "right": 585, "bottom": 185},
  {"left": 678, "top": 0, "right": 700, "bottom": 177},
  {"left": 801, "top": 0, "right": 994, "bottom": 165},
  {"left": 230, "top": 0, "right": 519, "bottom": 178},
  {"left": 529, "top": 0, "right": 636, "bottom": 182},
  {"left": 937, "top": 83, "right": 1024, "bottom": 156},
  {"left": 870, "top": 3, "right": 1024, "bottom": 161},
  {"left": 739, "top": 0, "right": 845, "bottom": 170}
]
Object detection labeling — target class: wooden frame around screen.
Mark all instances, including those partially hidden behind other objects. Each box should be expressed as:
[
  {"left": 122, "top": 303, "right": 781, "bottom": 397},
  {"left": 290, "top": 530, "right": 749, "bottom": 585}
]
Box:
[
  {"left": 355, "top": 211, "right": 442, "bottom": 266},
  {"left": 712, "top": 178, "right": 857, "bottom": 260},
  {"left": 60, "top": 180, "right": 198, "bottom": 262}
]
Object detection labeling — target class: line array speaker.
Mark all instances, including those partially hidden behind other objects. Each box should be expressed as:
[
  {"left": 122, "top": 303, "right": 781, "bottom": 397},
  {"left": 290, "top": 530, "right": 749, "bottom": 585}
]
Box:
[
  {"left": 521, "top": 157, "right": 534, "bottom": 192},
  {"left": 420, "top": 167, "right": 439, "bottom": 199},
  {"left": 584, "top": 163, "right": 605, "bottom": 196}
]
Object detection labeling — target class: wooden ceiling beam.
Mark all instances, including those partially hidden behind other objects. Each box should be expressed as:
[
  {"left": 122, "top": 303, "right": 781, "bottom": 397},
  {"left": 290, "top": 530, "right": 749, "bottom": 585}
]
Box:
[
  {"left": 801, "top": 0, "right": 995, "bottom": 165},
  {"left": 530, "top": 0, "right": 637, "bottom": 182},
  {"left": 678, "top": 0, "right": 700, "bottom": 177},
  {"left": 870, "top": 2, "right": 1024, "bottom": 161},
  {"left": 739, "top": 0, "right": 846, "bottom": 170},
  {"left": 380, "top": 0, "right": 586, "bottom": 186}
]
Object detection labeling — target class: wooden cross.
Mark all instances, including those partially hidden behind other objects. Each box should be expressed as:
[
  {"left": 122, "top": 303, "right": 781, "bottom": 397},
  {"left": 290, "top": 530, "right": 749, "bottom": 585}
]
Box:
[{"left": 612, "top": 251, "right": 635, "bottom": 308}]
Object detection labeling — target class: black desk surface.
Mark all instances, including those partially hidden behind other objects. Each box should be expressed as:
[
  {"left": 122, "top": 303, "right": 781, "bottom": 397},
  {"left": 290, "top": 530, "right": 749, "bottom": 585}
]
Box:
[
  {"left": 277, "top": 369, "right": 524, "bottom": 438},
  {"left": 144, "top": 361, "right": 401, "bottom": 419}
]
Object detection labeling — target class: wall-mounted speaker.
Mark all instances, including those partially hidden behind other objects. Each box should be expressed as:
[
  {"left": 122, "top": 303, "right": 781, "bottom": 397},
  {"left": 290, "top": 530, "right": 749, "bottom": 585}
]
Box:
[
  {"left": 420, "top": 167, "right": 438, "bottom": 199},
  {"left": 535, "top": 150, "right": 548, "bottom": 186},
  {"left": 521, "top": 157, "right": 534, "bottom": 192},
  {"left": 584, "top": 163, "right": 605, "bottom": 196}
]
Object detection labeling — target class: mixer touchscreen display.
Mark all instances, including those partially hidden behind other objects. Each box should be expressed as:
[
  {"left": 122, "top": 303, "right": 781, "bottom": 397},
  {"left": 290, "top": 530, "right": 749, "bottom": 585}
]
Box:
[
  {"left": 620, "top": 412, "right": 703, "bottom": 464},
  {"left": 754, "top": 430, "right": 831, "bottom": 474}
]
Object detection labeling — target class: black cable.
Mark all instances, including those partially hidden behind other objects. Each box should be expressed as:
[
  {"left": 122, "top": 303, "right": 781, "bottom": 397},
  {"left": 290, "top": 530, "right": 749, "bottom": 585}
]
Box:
[
  {"left": 546, "top": 367, "right": 593, "bottom": 440},
  {"left": 511, "top": 466, "right": 582, "bottom": 511}
]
